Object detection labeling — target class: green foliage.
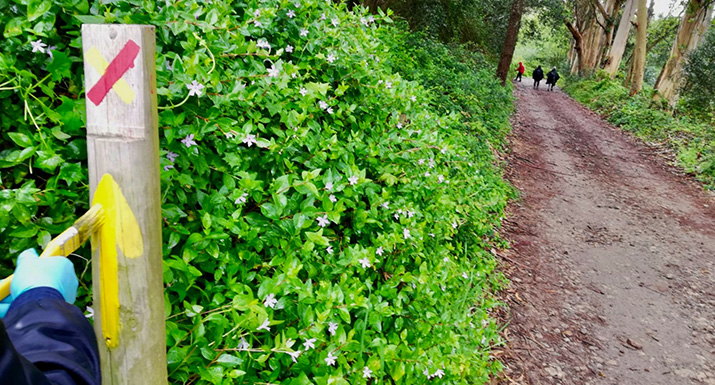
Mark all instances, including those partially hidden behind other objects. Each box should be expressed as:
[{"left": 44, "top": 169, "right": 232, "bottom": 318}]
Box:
[
  {"left": 681, "top": 26, "right": 715, "bottom": 121},
  {"left": 1, "top": 0, "right": 514, "bottom": 383},
  {"left": 564, "top": 74, "right": 715, "bottom": 189}
]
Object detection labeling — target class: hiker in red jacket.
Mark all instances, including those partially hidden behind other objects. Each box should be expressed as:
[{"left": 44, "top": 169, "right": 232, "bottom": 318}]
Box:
[{"left": 514, "top": 62, "right": 525, "bottom": 82}]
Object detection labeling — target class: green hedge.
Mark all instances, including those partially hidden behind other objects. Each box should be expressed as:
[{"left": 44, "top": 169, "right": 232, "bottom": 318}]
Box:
[{"left": 1, "top": 0, "right": 513, "bottom": 383}]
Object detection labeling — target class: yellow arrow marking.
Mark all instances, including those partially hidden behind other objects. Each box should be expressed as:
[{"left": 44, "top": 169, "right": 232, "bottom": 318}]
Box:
[{"left": 87, "top": 47, "right": 136, "bottom": 104}]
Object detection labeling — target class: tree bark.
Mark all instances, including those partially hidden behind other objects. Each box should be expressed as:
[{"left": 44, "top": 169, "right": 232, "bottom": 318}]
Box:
[
  {"left": 654, "top": 0, "right": 714, "bottom": 104},
  {"left": 496, "top": 0, "right": 525, "bottom": 85},
  {"left": 605, "top": 0, "right": 637, "bottom": 77},
  {"left": 565, "top": 19, "right": 585, "bottom": 74},
  {"left": 629, "top": 0, "right": 648, "bottom": 95}
]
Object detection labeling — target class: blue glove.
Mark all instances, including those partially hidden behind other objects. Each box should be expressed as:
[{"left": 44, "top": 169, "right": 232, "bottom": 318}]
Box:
[{"left": 10, "top": 248, "right": 78, "bottom": 304}]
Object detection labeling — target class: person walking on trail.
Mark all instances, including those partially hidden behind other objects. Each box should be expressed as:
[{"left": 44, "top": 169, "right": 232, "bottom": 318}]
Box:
[
  {"left": 0, "top": 249, "right": 101, "bottom": 385},
  {"left": 546, "top": 67, "right": 560, "bottom": 91},
  {"left": 514, "top": 62, "right": 525, "bottom": 82},
  {"left": 532, "top": 65, "right": 544, "bottom": 89}
]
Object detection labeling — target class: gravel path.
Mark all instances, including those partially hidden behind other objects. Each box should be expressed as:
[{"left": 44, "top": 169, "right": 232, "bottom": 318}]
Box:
[{"left": 497, "top": 79, "right": 715, "bottom": 385}]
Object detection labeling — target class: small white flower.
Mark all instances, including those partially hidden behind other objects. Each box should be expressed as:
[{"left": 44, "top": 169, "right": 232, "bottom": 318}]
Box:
[
  {"left": 225, "top": 131, "right": 234, "bottom": 138},
  {"left": 381, "top": 202, "right": 389, "bottom": 209},
  {"left": 452, "top": 222, "right": 458, "bottom": 229},
  {"left": 286, "top": 44, "right": 294, "bottom": 53},
  {"left": 358, "top": 257, "right": 371, "bottom": 268},
  {"left": 287, "top": 9, "right": 296, "bottom": 18},
  {"left": 235, "top": 193, "right": 248, "bottom": 205},
  {"left": 325, "top": 181, "right": 333, "bottom": 191},
  {"left": 393, "top": 213, "right": 400, "bottom": 220},
  {"left": 441, "top": 285, "right": 446, "bottom": 292},
  {"left": 85, "top": 306, "right": 94, "bottom": 319},
  {"left": 411, "top": 95, "right": 417, "bottom": 102},
  {"left": 363, "top": 366, "right": 373, "bottom": 378},
  {"left": 327, "top": 107, "right": 334, "bottom": 114},
  {"left": 238, "top": 337, "right": 250, "bottom": 350},
  {"left": 367, "top": 15, "right": 375, "bottom": 23},
  {"left": 300, "top": 87, "right": 308, "bottom": 96},
  {"left": 430, "top": 233, "right": 435, "bottom": 238},
  {"left": 376, "top": 247, "right": 384, "bottom": 256},
  {"left": 423, "top": 368, "right": 430, "bottom": 377},
  {"left": 30, "top": 40, "right": 47, "bottom": 53},
  {"left": 257, "top": 319, "right": 271, "bottom": 331},
  {"left": 254, "top": 9, "right": 261, "bottom": 17},
  {"left": 418, "top": 159, "right": 425, "bottom": 165},
  {"left": 424, "top": 172, "right": 430, "bottom": 177},
  {"left": 329, "top": 194, "right": 337, "bottom": 203},
  {"left": 481, "top": 336, "right": 487, "bottom": 345},
  {"left": 331, "top": 18, "right": 339, "bottom": 27},
  {"left": 403, "top": 228, "right": 411, "bottom": 239},
  {"left": 320, "top": 12, "right": 327, "bottom": 20},
  {"left": 187, "top": 80, "right": 205, "bottom": 97},
  {"left": 243, "top": 134, "right": 257, "bottom": 147},
  {"left": 385, "top": 81, "right": 392, "bottom": 89},
  {"left": 317, "top": 214, "right": 329, "bottom": 227},
  {"left": 263, "top": 293, "right": 278, "bottom": 308},
  {"left": 46, "top": 46, "right": 56, "bottom": 58},
  {"left": 326, "top": 54, "right": 336, "bottom": 63},
  {"left": 433, "top": 369, "right": 445, "bottom": 378},
  {"left": 443, "top": 256, "right": 449, "bottom": 263},
  {"left": 462, "top": 272, "right": 469, "bottom": 279},
  {"left": 328, "top": 322, "right": 338, "bottom": 335},
  {"left": 181, "top": 134, "right": 197, "bottom": 148},
  {"left": 267, "top": 65, "right": 280, "bottom": 77},
  {"left": 482, "top": 319, "right": 489, "bottom": 328},
  {"left": 300, "top": 28, "right": 308, "bottom": 37},
  {"left": 287, "top": 350, "right": 301, "bottom": 362},
  {"left": 325, "top": 351, "right": 337, "bottom": 366},
  {"left": 303, "top": 338, "right": 316, "bottom": 351},
  {"left": 396, "top": 122, "right": 403, "bottom": 129},
  {"left": 319, "top": 100, "right": 329, "bottom": 109},
  {"left": 163, "top": 165, "right": 174, "bottom": 171},
  {"left": 294, "top": 2, "right": 301, "bottom": 8},
  {"left": 348, "top": 175, "right": 359, "bottom": 185},
  {"left": 360, "top": 17, "right": 368, "bottom": 26},
  {"left": 438, "top": 175, "right": 445, "bottom": 183},
  {"left": 326, "top": 245, "right": 334, "bottom": 254},
  {"left": 254, "top": 20, "right": 263, "bottom": 27},
  {"left": 166, "top": 151, "right": 179, "bottom": 162},
  {"left": 257, "top": 39, "right": 271, "bottom": 50}
]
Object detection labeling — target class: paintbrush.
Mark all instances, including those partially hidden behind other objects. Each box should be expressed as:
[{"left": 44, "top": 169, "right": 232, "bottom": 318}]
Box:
[{"left": 0, "top": 204, "right": 105, "bottom": 301}]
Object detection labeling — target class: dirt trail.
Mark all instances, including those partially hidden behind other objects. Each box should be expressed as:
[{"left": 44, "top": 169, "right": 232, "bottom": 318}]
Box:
[{"left": 498, "top": 79, "right": 715, "bottom": 385}]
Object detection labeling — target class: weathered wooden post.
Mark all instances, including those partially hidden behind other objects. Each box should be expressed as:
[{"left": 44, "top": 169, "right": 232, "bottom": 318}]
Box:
[{"left": 81, "top": 24, "right": 167, "bottom": 384}]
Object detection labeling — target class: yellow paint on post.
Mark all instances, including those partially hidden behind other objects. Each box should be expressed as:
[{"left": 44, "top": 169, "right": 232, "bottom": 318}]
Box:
[
  {"left": 92, "top": 174, "right": 144, "bottom": 349},
  {"left": 86, "top": 47, "right": 136, "bottom": 104}
]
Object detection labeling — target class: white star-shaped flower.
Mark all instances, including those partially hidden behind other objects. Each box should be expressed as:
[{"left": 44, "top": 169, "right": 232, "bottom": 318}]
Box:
[
  {"left": 287, "top": 9, "right": 296, "bottom": 18},
  {"left": 326, "top": 245, "right": 333, "bottom": 254},
  {"left": 482, "top": 319, "right": 489, "bottom": 328},
  {"left": 358, "top": 257, "right": 371, "bottom": 268},
  {"left": 329, "top": 194, "right": 337, "bottom": 203},
  {"left": 418, "top": 158, "right": 425, "bottom": 165},
  {"left": 30, "top": 40, "right": 47, "bottom": 53},
  {"left": 367, "top": 15, "right": 375, "bottom": 23},
  {"left": 403, "top": 228, "right": 411, "bottom": 239},
  {"left": 327, "top": 107, "right": 334, "bottom": 114},
  {"left": 360, "top": 17, "right": 368, "bottom": 25},
  {"left": 235, "top": 193, "right": 248, "bottom": 205},
  {"left": 238, "top": 337, "right": 250, "bottom": 350},
  {"left": 263, "top": 293, "right": 278, "bottom": 308},
  {"left": 285, "top": 44, "right": 294, "bottom": 53},
  {"left": 181, "top": 134, "right": 197, "bottom": 148},
  {"left": 300, "top": 87, "right": 308, "bottom": 96},
  {"left": 462, "top": 272, "right": 469, "bottom": 279},
  {"left": 166, "top": 151, "right": 179, "bottom": 162},
  {"left": 254, "top": 9, "right": 261, "bottom": 17},
  {"left": 287, "top": 350, "right": 301, "bottom": 362},
  {"left": 325, "top": 181, "right": 333, "bottom": 191},
  {"left": 243, "top": 134, "right": 257, "bottom": 147},
  {"left": 376, "top": 247, "right": 383, "bottom": 256},
  {"left": 348, "top": 175, "right": 359, "bottom": 185},
  {"left": 433, "top": 369, "right": 445, "bottom": 378},
  {"left": 317, "top": 214, "right": 329, "bottom": 227},
  {"left": 46, "top": 46, "right": 56, "bottom": 58},
  {"left": 325, "top": 352, "right": 337, "bottom": 366},
  {"left": 424, "top": 172, "right": 430, "bottom": 177},
  {"left": 363, "top": 366, "right": 373, "bottom": 378},
  {"left": 396, "top": 122, "right": 402, "bottom": 129},
  {"left": 385, "top": 81, "right": 392, "bottom": 89},
  {"left": 381, "top": 202, "right": 389, "bottom": 209},
  {"left": 85, "top": 306, "right": 94, "bottom": 319},
  {"left": 328, "top": 322, "right": 338, "bottom": 335},
  {"left": 320, "top": 13, "right": 326, "bottom": 20},
  {"left": 423, "top": 368, "right": 430, "bottom": 377},
  {"left": 429, "top": 233, "right": 435, "bottom": 237},
  {"left": 187, "top": 80, "right": 205, "bottom": 97},
  {"left": 331, "top": 18, "right": 339, "bottom": 27},
  {"left": 303, "top": 338, "right": 316, "bottom": 351},
  {"left": 411, "top": 95, "right": 417, "bottom": 102},
  {"left": 326, "top": 54, "right": 336, "bottom": 63},
  {"left": 254, "top": 20, "right": 263, "bottom": 27},
  {"left": 319, "top": 100, "right": 329, "bottom": 109},
  {"left": 438, "top": 175, "right": 445, "bottom": 183},
  {"left": 393, "top": 213, "right": 400, "bottom": 220},
  {"left": 452, "top": 222, "right": 458, "bottom": 229},
  {"left": 267, "top": 66, "right": 280, "bottom": 77},
  {"left": 443, "top": 256, "right": 449, "bottom": 263},
  {"left": 257, "top": 39, "right": 271, "bottom": 50},
  {"left": 257, "top": 319, "right": 271, "bottom": 331},
  {"left": 300, "top": 28, "right": 308, "bottom": 37}
]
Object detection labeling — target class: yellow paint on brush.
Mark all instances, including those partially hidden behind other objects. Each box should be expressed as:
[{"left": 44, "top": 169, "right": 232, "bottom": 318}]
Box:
[
  {"left": 86, "top": 47, "right": 136, "bottom": 104},
  {"left": 92, "top": 174, "right": 144, "bottom": 349}
]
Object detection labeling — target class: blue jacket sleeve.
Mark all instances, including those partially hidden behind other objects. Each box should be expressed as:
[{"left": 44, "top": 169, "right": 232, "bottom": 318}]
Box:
[{"left": 0, "top": 287, "right": 101, "bottom": 385}]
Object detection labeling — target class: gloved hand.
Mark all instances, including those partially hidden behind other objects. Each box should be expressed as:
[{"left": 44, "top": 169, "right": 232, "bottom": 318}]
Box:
[{"left": 10, "top": 248, "right": 78, "bottom": 304}]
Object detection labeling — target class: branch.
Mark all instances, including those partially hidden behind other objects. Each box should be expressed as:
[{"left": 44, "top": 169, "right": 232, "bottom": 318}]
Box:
[{"left": 592, "top": 0, "right": 610, "bottom": 21}]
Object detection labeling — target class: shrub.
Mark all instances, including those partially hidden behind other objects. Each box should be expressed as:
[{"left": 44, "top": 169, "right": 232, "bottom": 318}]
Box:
[{"left": 1, "top": 0, "right": 512, "bottom": 383}]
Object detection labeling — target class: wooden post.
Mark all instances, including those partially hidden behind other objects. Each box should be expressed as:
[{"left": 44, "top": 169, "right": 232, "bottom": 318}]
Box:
[{"left": 81, "top": 24, "right": 167, "bottom": 385}]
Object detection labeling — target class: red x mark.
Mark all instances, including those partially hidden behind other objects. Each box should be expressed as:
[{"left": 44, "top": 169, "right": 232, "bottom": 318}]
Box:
[{"left": 87, "top": 40, "right": 141, "bottom": 106}]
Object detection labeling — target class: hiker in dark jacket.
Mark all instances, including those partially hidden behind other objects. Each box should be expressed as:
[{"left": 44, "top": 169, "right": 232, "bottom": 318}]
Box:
[
  {"left": 546, "top": 67, "right": 560, "bottom": 91},
  {"left": 0, "top": 249, "right": 101, "bottom": 385},
  {"left": 532, "top": 65, "right": 544, "bottom": 89}
]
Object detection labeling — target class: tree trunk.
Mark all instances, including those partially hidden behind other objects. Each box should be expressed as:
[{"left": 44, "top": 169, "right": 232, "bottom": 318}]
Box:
[
  {"left": 496, "top": 0, "right": 525, "bottom": 85},
  {"left": 604, "top": 0, "right": 637, "bottom": 77},
  {"left": 654, "top": 0, "right": 714, "bottom": 104},
  {"left": 629, "top": 0, "right": 648, "bottom": 95},
  {"left": 565, "top": 19, "right": 585, "bottom": 75}
]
